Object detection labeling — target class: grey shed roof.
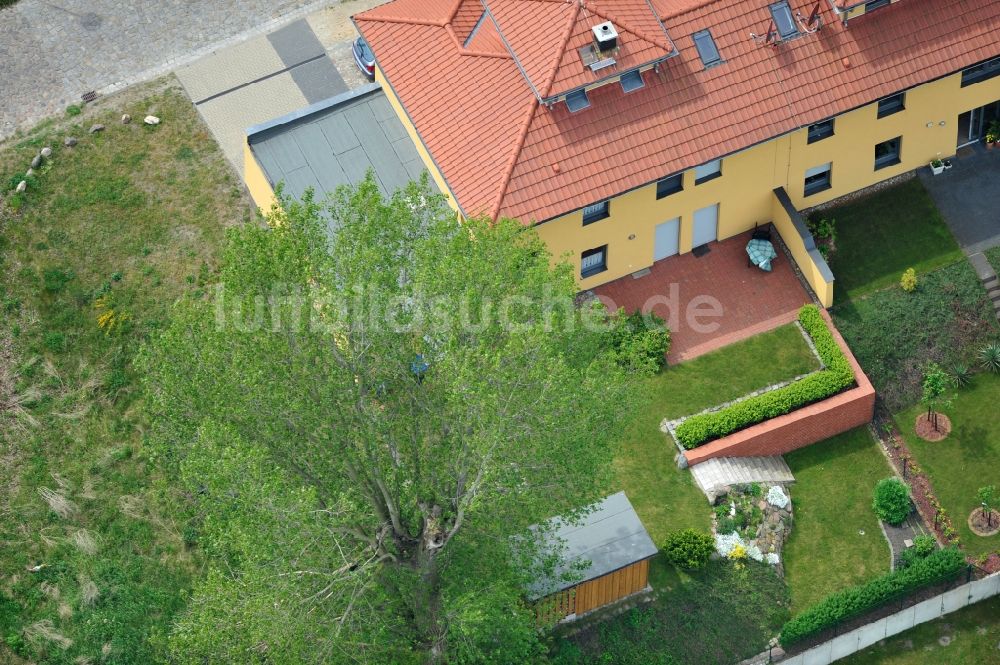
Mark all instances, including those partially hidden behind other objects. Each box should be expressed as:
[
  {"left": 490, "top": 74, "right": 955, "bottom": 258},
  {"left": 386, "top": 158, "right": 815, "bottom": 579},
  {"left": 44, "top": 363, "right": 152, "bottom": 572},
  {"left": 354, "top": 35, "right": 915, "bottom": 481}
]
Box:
[
  {"left": 527, "top": 491, "right": 657, "bottom": 599},
  {"left": 247, "top": 83, "right": 433, "bottom": 202}
]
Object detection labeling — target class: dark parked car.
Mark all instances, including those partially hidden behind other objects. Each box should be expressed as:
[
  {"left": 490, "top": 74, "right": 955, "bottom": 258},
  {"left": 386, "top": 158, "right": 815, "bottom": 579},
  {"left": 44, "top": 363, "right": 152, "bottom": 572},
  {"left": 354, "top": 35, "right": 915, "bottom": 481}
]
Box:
[{"left": 353, "top": 37, "right": 375, "bottom": 80}]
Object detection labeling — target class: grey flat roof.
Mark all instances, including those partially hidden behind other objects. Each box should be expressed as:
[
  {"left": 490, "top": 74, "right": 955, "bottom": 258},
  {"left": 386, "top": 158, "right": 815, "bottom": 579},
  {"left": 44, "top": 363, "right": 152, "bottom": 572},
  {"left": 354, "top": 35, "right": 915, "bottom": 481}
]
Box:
[
  {"left": 247, "top": 83, "right": 432, "bottom": 202},
  {"left": 528, "top": 491, "right": 657, "bottom": 599}
]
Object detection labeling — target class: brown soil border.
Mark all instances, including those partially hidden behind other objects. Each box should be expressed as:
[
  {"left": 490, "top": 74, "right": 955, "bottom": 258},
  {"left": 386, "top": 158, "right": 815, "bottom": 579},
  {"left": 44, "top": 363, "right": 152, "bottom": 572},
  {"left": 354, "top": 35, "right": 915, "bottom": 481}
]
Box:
[
  {"left": 968, "top": 508, "right": 1000, "bottom": 537},
  {"left": 914, "top": 412, "right": 951, "bottom": 442}
]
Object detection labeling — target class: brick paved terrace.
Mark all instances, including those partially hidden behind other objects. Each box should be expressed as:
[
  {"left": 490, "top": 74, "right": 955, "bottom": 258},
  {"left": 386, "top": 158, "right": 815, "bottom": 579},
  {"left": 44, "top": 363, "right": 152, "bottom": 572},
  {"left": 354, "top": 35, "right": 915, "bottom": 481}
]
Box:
[{"left": 592, "top": 231, "right": 813, "bottom": 363}]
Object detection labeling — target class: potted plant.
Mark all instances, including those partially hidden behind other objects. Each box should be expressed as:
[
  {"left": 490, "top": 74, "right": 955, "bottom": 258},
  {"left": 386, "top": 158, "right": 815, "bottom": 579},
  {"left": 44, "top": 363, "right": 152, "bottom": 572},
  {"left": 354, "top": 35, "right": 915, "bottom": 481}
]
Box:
[
  {"left": 942, "top": 158, "right": 953, "bottom": 170},
  {"left": 986, "top": 120, "right": 1000, "bottom": 149},
  {"left": 929, "top": 159, "right": 944, "bottom": 175}
]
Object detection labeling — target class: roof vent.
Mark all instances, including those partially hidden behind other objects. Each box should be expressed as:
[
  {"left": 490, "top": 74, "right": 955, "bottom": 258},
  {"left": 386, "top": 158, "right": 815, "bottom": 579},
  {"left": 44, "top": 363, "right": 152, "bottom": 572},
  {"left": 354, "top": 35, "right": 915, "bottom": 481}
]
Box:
[{"left": 592, "top": 21, "right": 618, "bottom": 53}]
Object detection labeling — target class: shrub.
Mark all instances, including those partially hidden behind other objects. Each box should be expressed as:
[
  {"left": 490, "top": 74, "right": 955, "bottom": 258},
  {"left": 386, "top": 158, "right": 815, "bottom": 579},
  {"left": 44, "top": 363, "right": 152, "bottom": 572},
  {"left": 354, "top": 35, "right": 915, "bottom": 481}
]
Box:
[
  {"left": 900, "top": 268, "right": 917, "bottom": 293},
  {"left": 42, "top": 267, "right": 73, "bottom": 293},
  {"left": 65, "top": 104, "right": 82, "bottom": 116},
  {"left": 661, "top": 528, "right": 714, "bottom": 570},
  {"left": 872, "top": 477, "right": 911, "bottom": 526},
  {"left": 913, "top": 534, "right": 936, "bottom": 557},
  {"left": 607, "top": 309, "right": 671, "bottom": 372},
  {"left": 950, "top": 363, "right": 972, "bottom": 388},
  {"left": 675, "top": 305, "right": 854, "bottom": 448},
  {"left": 979, "top": 342, "right": 1000, "bottom": 374},
  {"left": 43, "top": 331, "right": 66, "bottom": 352},
  {"left": 780, "top": 547, "right": 965, "bottom": 646}
]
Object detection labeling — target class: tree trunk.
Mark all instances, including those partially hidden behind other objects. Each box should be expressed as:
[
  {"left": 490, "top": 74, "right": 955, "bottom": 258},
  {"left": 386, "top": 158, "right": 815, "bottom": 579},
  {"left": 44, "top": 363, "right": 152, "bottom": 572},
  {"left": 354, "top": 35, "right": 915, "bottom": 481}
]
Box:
[{"left": 414, "top": 543, "right": 447, "bottom": 662}]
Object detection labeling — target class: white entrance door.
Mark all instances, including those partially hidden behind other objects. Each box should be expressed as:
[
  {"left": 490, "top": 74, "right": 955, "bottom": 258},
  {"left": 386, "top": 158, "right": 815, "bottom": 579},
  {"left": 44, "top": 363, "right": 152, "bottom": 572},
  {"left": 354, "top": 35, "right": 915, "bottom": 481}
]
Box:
[
  {"left": 653, "top": 217, "right": 680, "bottom": 261},
  {"left": 692, "top": 203, "right": 719, "bottom": 247}
]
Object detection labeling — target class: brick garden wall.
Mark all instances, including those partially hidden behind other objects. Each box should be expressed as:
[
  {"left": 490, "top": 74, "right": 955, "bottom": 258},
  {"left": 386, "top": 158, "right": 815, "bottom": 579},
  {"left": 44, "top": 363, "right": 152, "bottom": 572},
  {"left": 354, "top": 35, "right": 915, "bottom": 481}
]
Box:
[{"left": 684, "top": 310, "right": 875, "bottom": 466}]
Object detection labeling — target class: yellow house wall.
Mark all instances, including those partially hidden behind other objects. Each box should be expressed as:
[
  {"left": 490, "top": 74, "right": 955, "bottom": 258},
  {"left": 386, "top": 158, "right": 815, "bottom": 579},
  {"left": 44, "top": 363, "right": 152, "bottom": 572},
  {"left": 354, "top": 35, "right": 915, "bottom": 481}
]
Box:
[
  {"left": 535, "top": 70, "right": 1000, "bottom": 292},
  {"left": 244, "top": 141, "right": 277, "bottom": 213}
]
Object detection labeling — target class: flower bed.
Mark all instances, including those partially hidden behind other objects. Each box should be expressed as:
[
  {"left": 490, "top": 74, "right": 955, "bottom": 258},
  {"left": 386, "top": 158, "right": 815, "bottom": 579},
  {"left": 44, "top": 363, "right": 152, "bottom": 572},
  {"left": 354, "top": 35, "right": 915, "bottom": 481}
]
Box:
[{"left": 675, "top": 305, "right": 855, "bottom": 449}]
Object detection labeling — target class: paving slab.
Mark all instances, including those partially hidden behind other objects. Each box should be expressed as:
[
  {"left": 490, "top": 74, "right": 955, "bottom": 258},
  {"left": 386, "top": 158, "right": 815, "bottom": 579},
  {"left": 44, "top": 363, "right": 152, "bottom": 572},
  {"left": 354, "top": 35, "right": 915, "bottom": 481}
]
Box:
[{"left": 175, "top": 35, "right": 286, "bottom": 103}]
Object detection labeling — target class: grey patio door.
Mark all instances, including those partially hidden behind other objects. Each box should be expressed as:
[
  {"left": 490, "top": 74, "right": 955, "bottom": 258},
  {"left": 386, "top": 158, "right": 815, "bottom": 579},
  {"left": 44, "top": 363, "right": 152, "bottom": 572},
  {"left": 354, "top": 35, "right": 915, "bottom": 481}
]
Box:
[
  {"left": 692, "top": 203, "right": 719, "bottom": 247},
  {"left": 653, "top": 217, "right": 680, "bottom": 261}
]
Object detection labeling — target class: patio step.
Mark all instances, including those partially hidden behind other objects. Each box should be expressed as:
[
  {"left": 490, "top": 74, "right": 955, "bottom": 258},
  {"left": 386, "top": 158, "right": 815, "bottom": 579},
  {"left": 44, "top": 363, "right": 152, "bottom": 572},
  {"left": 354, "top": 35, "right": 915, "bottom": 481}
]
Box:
[
  {"left": 689, "top": 456, "right": 795, "bottom": 503},
  {"left": 970, "top": 253, "right": 1000, "bottom": 321}
]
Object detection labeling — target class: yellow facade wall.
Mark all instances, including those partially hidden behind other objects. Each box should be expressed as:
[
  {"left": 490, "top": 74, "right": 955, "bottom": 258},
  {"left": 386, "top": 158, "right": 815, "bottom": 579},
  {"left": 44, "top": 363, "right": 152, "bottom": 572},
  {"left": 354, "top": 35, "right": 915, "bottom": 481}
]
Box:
[
  {"left": 535, "top": 70, "right": 1000, "bottom": 292},
  {"left": 244, "top": 141, "right": 277, "bottom": 214}
]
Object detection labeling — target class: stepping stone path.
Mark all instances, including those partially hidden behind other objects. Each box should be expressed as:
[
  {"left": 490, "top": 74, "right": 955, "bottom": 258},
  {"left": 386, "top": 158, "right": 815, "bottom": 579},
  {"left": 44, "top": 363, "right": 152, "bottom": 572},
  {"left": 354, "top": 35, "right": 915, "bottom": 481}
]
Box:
[
  {"left": 689, "top": 456, "right": 794, "bottom": 502},
  {"left": 970, "top": 252, "right": 1000, "bottom": 321}
]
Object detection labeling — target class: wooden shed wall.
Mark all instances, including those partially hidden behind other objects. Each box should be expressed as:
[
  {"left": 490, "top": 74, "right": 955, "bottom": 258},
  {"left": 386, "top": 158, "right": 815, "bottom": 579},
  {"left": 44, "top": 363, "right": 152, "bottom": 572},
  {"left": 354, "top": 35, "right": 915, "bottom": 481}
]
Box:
[{"left": 535, "top": 558, "right": 650, "bottom": 624}]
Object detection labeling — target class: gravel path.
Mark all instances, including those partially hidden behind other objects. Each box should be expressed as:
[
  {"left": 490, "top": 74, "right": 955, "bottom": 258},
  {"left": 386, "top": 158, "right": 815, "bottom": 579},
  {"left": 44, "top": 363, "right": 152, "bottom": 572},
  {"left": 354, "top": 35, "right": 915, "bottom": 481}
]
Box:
[{"left": 0, "top": 0, "right": 334, "bottom": 141}]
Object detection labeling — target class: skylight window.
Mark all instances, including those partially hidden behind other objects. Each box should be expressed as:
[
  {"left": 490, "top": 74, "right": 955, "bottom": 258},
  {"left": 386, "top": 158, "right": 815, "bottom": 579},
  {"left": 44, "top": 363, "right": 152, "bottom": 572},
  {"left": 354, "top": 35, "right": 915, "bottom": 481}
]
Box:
[
  {"left": 566, "top": 89, "right": 590, "bottom": 113},
  {"left": 692, "top": 30, "right": 721, "bottom": 68},
  {"left": 620, "top": 70, "right": 644, "bottom": 93},
  {"left": 769, "top": 1, "right": 798, "bottom": 40}
]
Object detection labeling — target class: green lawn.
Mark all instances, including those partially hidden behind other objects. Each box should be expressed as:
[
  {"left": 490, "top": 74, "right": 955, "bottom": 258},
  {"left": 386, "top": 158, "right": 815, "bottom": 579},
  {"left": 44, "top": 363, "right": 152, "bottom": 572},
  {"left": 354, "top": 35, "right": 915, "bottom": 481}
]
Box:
[
  {"left": 896, "top": 372, "right": 1000, "bottom": 557},
  {"left": 0, "top": 81, "right": 247, "bottom": 663},
  {"left": 821, "top": 178, "right": 963, "bottom": 302},
  {"left": 783, "top": 428, "right": 893, "bottom": 613},
  {"left": 840, "top": 594, "right": 1000, "bottom": 665},
  {"left": 615, "top": 323, "right": 820, "bottom": 543},
  {"left": 831, "top": 259, "right": 997, "bottom": 410},
  {"left": 551, "top": 557, "right": 790, "bottom": 665}
]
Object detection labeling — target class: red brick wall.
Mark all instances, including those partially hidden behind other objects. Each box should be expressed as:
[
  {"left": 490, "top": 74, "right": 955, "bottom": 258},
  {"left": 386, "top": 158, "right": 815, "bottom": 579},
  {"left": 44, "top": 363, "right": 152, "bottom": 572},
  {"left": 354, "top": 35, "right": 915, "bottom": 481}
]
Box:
[{"left": 683, "top": 309, "right": 875, "bottom": 466}]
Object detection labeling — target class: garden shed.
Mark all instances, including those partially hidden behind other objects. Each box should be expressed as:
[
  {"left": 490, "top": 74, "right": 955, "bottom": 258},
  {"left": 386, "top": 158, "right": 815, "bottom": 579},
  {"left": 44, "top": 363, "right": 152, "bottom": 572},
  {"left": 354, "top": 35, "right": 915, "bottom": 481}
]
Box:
[{"left": 529, "top": 492, "right": 657, "bottom": 624}]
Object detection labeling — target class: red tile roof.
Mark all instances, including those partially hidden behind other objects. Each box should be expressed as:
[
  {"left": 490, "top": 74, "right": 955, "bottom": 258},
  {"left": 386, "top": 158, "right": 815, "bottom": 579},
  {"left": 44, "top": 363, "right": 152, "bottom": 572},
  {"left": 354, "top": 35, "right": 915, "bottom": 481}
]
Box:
[{"left": 355, "top": 0, "right": 1000, "bottom": 223}]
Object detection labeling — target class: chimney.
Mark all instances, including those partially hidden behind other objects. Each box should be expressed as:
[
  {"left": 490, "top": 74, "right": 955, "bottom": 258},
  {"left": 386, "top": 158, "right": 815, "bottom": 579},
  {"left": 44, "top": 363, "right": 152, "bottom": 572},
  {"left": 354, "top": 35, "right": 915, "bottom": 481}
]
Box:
[{"left": 592, "top": 22, "right": 618, "bottom": 53}]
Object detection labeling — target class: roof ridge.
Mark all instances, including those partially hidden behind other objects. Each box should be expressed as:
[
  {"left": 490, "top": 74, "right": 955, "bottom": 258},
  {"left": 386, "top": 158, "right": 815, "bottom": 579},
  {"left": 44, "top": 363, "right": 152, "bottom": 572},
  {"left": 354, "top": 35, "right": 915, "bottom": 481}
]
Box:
[
  {"left": 355, "top": 13, "right": 450, "bottom": 26},
  {"left": 539, "top": 1, "right": 584, "bottom": 98},
  {"left": 489, "top": 98, "right": 539, "bottom": 220},
  {"left": 445, "top": 23, "right": 512, "bottom": 57},
  {"left": 587, "top": 4, "right": 672, "bottom": 51},
  {"left": 446, "top": 0, "right": 470, "bottom": 23}
]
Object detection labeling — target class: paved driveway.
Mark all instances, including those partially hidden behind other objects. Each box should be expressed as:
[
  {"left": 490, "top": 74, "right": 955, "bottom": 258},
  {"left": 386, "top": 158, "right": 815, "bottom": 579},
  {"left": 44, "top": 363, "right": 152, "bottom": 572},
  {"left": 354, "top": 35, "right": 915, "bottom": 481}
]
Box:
[
  {"left": 918, "top": 145, "right": 1000, "bottom": 255},
  {"left": 0, "top": 0, "right": 343, "bottom": 141}
]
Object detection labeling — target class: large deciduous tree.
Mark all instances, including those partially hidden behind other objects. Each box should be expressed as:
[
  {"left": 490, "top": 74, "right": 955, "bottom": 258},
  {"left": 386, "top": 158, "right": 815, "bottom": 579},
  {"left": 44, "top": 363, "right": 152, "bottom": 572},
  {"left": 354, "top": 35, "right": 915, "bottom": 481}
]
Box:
[{"left": 140, "top": 177, "right": 645, "bottom": 663}]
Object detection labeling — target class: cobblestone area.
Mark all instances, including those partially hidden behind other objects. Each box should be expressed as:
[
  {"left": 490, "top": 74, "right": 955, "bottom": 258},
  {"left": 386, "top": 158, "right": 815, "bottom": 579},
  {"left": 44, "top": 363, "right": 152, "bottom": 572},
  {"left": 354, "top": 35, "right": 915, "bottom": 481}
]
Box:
[{"left": 0, "top": 0, "right": 333, "bottom": 141}]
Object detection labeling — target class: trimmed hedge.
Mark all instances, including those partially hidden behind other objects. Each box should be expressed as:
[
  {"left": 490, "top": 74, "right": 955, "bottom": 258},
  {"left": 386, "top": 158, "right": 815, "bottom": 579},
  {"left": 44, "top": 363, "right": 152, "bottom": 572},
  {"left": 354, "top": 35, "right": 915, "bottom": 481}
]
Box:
[
  {"left": 779, "top": 547, "right": 966, "bottom": 646},
  {"left": 675, "top": 305, "right": 855, "bottom": 449}
]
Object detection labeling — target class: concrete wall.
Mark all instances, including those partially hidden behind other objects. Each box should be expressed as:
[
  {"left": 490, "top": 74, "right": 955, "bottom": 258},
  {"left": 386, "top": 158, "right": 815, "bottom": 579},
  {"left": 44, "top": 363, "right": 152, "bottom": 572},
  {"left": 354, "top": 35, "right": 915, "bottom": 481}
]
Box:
[
  {"left": 771, "top": 188, "right": 835, "bottom": 307},
  {"left": 775, "top": 573, "right": 1000, "bottom": 665},
  {"left": 684, "top": 311, "right": 875, "bottom": 465}
]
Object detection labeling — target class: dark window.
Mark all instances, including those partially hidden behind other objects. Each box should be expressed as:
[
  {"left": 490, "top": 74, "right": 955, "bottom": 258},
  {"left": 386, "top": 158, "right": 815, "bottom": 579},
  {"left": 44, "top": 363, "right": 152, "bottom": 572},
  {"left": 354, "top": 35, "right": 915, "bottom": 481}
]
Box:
[
  {"left": 864, "top": 0, "right": 890, "bottom": 10},
  {"left": 807, "top": 119, "right": 834, "bottom": 143},
  {"left": 874, "top": 137, "right": 902, "bottom": 170},
  {"left": 804, "top": 163, "right": 832, "bottom": 196},
  {"left": 656, "top": 174, "right": 683, "bottom": 199},
  {"left": 582, "top": 200, "right": 610, "bottom": 225},
  {"left": 620, "top": 70, "right": 644, "bottom": 93},
  {"left": 961, "top": 57, "right": 1000, "bottom": 87},
  {"left": 581, "top": 245, "right": 608, "bottom": 278},
  {"left": 769, "top": 1, "right": 798, "bottom": 39},
  {"left": 566, "top": 89, "right": 590, "bottom": 113},
  {"left": 877, "top": 93, "right": 905, "bottom": 118},
  {"left": 694, "top": 159, "right": 722, "bottom": 184},
  {"left": 692, "top": 30, "right": 722, "bottom": 68}
]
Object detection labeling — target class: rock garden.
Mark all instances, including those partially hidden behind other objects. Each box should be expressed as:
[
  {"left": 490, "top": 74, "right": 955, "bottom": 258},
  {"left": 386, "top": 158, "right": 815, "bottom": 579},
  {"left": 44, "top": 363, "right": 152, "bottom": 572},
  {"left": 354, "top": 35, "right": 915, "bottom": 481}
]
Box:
[{"left": 711, "top": 483, "right": 793, "bottom": 575}]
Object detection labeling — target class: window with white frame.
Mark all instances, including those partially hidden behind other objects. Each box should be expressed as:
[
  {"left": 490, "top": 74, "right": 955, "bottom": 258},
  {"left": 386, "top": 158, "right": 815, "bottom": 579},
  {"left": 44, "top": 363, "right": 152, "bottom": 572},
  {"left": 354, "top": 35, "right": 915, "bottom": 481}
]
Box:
[
  {"left": 804, "top": 163, "right": 832, "bottom": 196},
  {"left": 694, "top": 159, "right": 722, "bottom": 184},
  {"left": 581, "top": 245, "right": 608, "bottom": 278}
]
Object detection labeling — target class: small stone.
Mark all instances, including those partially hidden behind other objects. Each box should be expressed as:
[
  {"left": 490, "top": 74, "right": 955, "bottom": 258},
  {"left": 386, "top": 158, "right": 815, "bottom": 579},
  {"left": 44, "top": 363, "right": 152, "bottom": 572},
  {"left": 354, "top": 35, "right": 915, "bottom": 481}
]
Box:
[
  {"left": 16, "top": 180, "right": 27, "bottom": 193},
  {"left": 25, "top": 168, "right": 34, "bottom": 177},
  {"left": 770, "top": 645, "right": 785, "bottom": 661},
  {"left": 121, "top": 114, "right": 131, "bottom": 124},
  {"left": 89, "top": 124, "right": 105, "bottom": 134},
  {"left": 64, "top": 137, "right": 78, "bottom": 147},
  {"left": 30, "top": 154, "right": 42, "bottom": 169},
  {"left": 40, "top": 147, "right": 52, "bottom": 158},
  {"left": 938, "top": 635, "right": 952, "bottom": 647},
  {"left": 143, "top": 115, "right": 160, "bottom": 125}
]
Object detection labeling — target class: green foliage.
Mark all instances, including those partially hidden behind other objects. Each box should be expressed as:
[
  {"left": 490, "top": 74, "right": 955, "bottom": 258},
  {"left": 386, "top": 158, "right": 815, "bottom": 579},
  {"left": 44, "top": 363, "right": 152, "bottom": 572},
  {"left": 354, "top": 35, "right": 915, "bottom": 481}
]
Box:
[
  {"left": 607, "top": 309, "right": 671, "bottom": 372},
  {"left": 65, "top": 103, "right": 82, "bottom": 116},
  {"left": 898, "top": 535, "right": 936, "bottom": 569},
  {"left": 950, "top": 362, "right": 973, "bottom": 388},
  {"left": 807, "top": 217, "right": 837, "bottom": 260},
  {"left": 675, "top": 305, "right": 854, "bottom": 448},
  {"left": 41, "top": 267, "right": 73, "bottom": 293},
  {"left": 921, "top": 363, "right": 952, "bottom": 416},
  {"left": 900, "top": 267, "right": 917, "bottom": 292},
  {"left": 557, "top": 559, "right": 789, "bottom": 664},
  {"left": 661, "top": 528, "right": 714, "bottom": 570},
  {"left": 780, "top": 547, "right": 966, "bottom": 646},
  {"left": 872, "top": 477, "right": 911, "bottom": 526},
  {"left": 978, "top": 485, "right": 996, "bottom": 513},
  {"left": 831, "top": 259, "right": 997, "bottom": 410},
  {"left": 979, "top": 342, "right": 1000, "bottom": 374},
  {"left": 42, "top": 330, "right": 65, "bottom": 352},
  {"left": 142, "top": 177, "right": 641, "bottom": 662}
]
